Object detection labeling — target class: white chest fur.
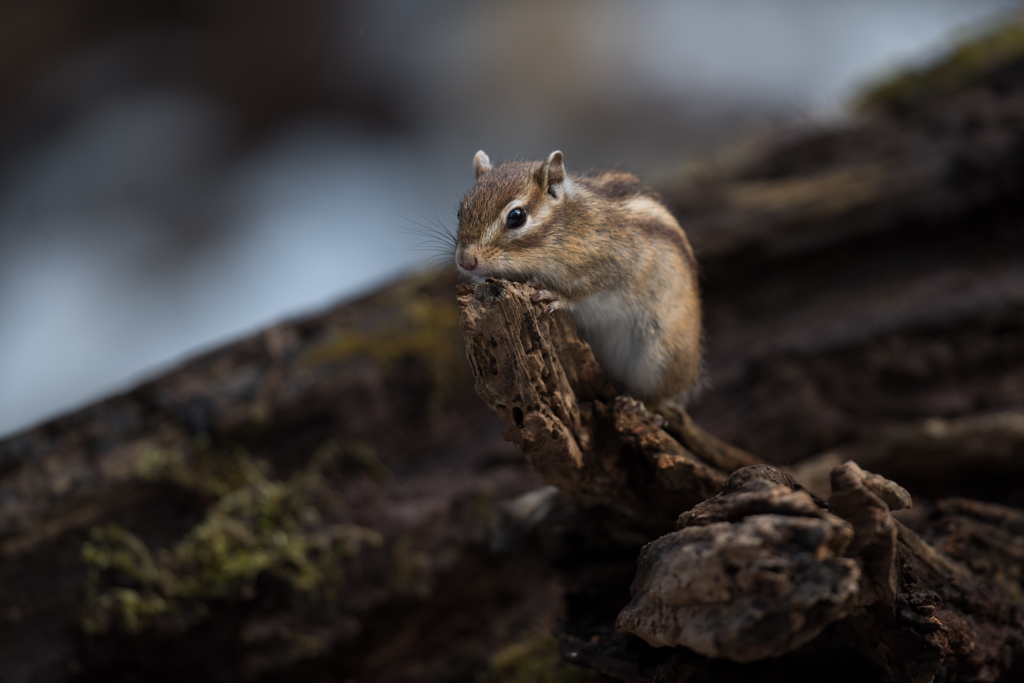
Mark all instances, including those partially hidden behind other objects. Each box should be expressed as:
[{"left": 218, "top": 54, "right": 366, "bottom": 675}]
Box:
[{"left": 568, "top": 291, "right": 664, "bottom": 398}]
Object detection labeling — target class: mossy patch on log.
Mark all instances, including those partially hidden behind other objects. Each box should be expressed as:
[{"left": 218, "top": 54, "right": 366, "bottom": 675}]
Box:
[
  {"left": 303, "top": 285, "right": 466, "bottom": 412},
  {"left": 858, "top": 13, "right": 1024, "bottom": 111},
  {"left": 488, "top": 632, "right": 597, "bottom": 683},
  {"left": 81, "top": 441, "right": 383, "bottom": 636}
]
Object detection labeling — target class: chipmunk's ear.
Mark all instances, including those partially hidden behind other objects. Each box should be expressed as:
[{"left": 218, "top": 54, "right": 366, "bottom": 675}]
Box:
[
  {"left": 473, "top": 150, "right": 491, "bottom": 178},
  {"left": 540, "top": 150, "right": 565, "bottom": 199}
]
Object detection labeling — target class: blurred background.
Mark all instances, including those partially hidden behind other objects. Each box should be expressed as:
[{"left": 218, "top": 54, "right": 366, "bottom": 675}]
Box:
[{"left": 1, "top": 0, "right": 1019, "bottom": 438}]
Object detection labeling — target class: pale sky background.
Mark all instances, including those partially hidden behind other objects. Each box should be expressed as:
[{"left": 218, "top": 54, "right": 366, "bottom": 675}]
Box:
[{"left": 0, "top": 0, "right": 1019, "bottom": 437}]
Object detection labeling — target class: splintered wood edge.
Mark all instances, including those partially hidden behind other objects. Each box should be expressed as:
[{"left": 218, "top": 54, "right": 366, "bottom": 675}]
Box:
[
  {"left": 456, "top": 280, "right": 592, "bottom": 490},
  {"left": 456, "top": 279, "right": 740, "bottom": 524}
]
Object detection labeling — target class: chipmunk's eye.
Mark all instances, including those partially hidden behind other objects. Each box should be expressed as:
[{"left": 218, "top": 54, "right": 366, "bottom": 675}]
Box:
[{"left": 506, "top": 208, "right": 526, "bottom": 229}]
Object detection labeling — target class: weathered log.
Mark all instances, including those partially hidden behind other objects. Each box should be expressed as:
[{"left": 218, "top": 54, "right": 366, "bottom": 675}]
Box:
[
  {"left": 458, "top": 277, "right": 1024, "bottom": 683},
  {"left": 0, "top": 277, "right": 567, "bottom": 683},
  {"left": 5, "top": 23, "right": 1024, "bottom": 683},
  {"left": 672, "top": 48, "right": 1024, "bottom": 473},
  {"left": 790, "top": 412, "right": 1024, "bottom": 502}
]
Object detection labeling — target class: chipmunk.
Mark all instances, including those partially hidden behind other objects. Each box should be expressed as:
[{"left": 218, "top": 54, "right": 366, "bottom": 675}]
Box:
[{"left": 455, "top": 150, "right": 702, "bottom": 405}]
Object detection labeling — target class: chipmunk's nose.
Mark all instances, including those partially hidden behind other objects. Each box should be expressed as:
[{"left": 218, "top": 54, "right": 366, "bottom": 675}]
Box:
[{"left": 457, "top": 253, "right": 478, "bottom": 271}]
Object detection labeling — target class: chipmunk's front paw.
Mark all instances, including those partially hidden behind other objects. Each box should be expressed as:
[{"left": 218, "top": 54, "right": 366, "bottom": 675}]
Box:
[
  {"left": 527, "top": 279, "right": 564, "bottom": 315},
  {"left": 540, "top": 298, "right": 565, "bottom": 315}
]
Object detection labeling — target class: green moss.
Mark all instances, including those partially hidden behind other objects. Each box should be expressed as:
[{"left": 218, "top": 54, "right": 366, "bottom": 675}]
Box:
[
  {"left": 285, "top": 629, "right": 331, "bottom": 661},
  {"left": 390, "top": 534, "right": 432, "bottom": 599},
  {"left": 858, "top": 15, "right": 1024, "bottom": 111},
  {"left": 82, "top": 444, "right": 383, "bottom": 635},
  {"left": 304, "top": 292, "right": 460, "bottom": 366},
  {"left": 302, "top": 290, "right": 466, "bottom": 411},
  {"left": 137, "top": 440, "right": 260, "bottom": 499},
  {"left": 344, "top": 441, "right": 393, "bottom": 482},
  {"left": 475, "top": 489, "right": 497, "bottom": 531},
  {"left": 489, "top": 633, "right": 594, "bottom": 683}
]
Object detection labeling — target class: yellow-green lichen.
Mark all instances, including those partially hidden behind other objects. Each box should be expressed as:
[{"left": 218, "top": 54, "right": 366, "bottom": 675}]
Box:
[
  {"left": 302, "top": 288, "right": 466, "bottom": 412},
  {"left": 858, "top": 14, "right": 1024, "bottom": 111},
  {"left": 488, "top": 632, "right": 597, "bottom": 683},
  {"left": 136, "top": 440, "right": 260, "bottom": 499},
  {"left": 343, "top": 441, "right": 393, "bottom": 482},
  {"left": 390, "top": 533, "right": 433, "bottom": 599},
  {"left": 475, "top": 489, "right": 497, "bottom": 532},
  {"left": 285, "top": 629, "right": 332, "bottom": 661},
  {"left": 82, "top": 444, "right": 383, "bottom": 635}
]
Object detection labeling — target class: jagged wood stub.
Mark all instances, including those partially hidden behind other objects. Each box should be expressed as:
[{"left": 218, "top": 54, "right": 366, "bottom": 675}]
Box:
[{"left": 456, "top": 278, "right": 758, "bottom": 533}]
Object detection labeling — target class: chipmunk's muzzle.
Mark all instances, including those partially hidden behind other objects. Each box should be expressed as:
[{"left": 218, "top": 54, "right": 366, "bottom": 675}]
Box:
[{"left": 455, "top": 244, "right": 482, "bottom": 274}]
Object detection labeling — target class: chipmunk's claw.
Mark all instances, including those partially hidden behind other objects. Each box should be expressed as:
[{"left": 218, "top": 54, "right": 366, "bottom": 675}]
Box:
[
  {"left": 532, "top": 291, "right": 562, "bottom": 314},
  {"left": 542, "top": 299, "right": 565, "bottom": 315},
  {"left": 527, "top": 280, "right": 564, "bottom": 315}
]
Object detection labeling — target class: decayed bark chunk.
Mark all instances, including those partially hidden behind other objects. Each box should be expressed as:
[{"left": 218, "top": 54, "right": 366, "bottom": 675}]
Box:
[
  {"left": 616, "top": 466, "right": 859, "bottom": 661},
  {"left": 614, "top": 459, "right": 1024, "bottom": 683}
]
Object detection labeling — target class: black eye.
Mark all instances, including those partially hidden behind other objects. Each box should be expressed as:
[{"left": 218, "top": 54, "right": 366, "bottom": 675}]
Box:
[{"left": 506, "top": 208, "right": 526, "bottom": 229}]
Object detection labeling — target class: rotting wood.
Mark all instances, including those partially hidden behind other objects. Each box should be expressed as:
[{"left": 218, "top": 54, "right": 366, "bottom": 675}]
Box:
[
  {"left": 616, "top": 466, "right": 860, "bottom": 662},
  {"left": 790, "top": 412, "right": 1024, "bottom": 501},
  {"left": 458, "top": 277, "right": 1024, "bottom": 683}
]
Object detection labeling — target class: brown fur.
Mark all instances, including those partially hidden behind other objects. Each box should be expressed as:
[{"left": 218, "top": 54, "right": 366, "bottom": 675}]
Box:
[
  {"left": 455, "top": 152, "right": 703, "bottom": 404},
  {"left": 579, "top": 168, "right": 664, "bottom": 202},
  {"left": 458, "top": 162, "right": 539, "bottom": 231}
]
